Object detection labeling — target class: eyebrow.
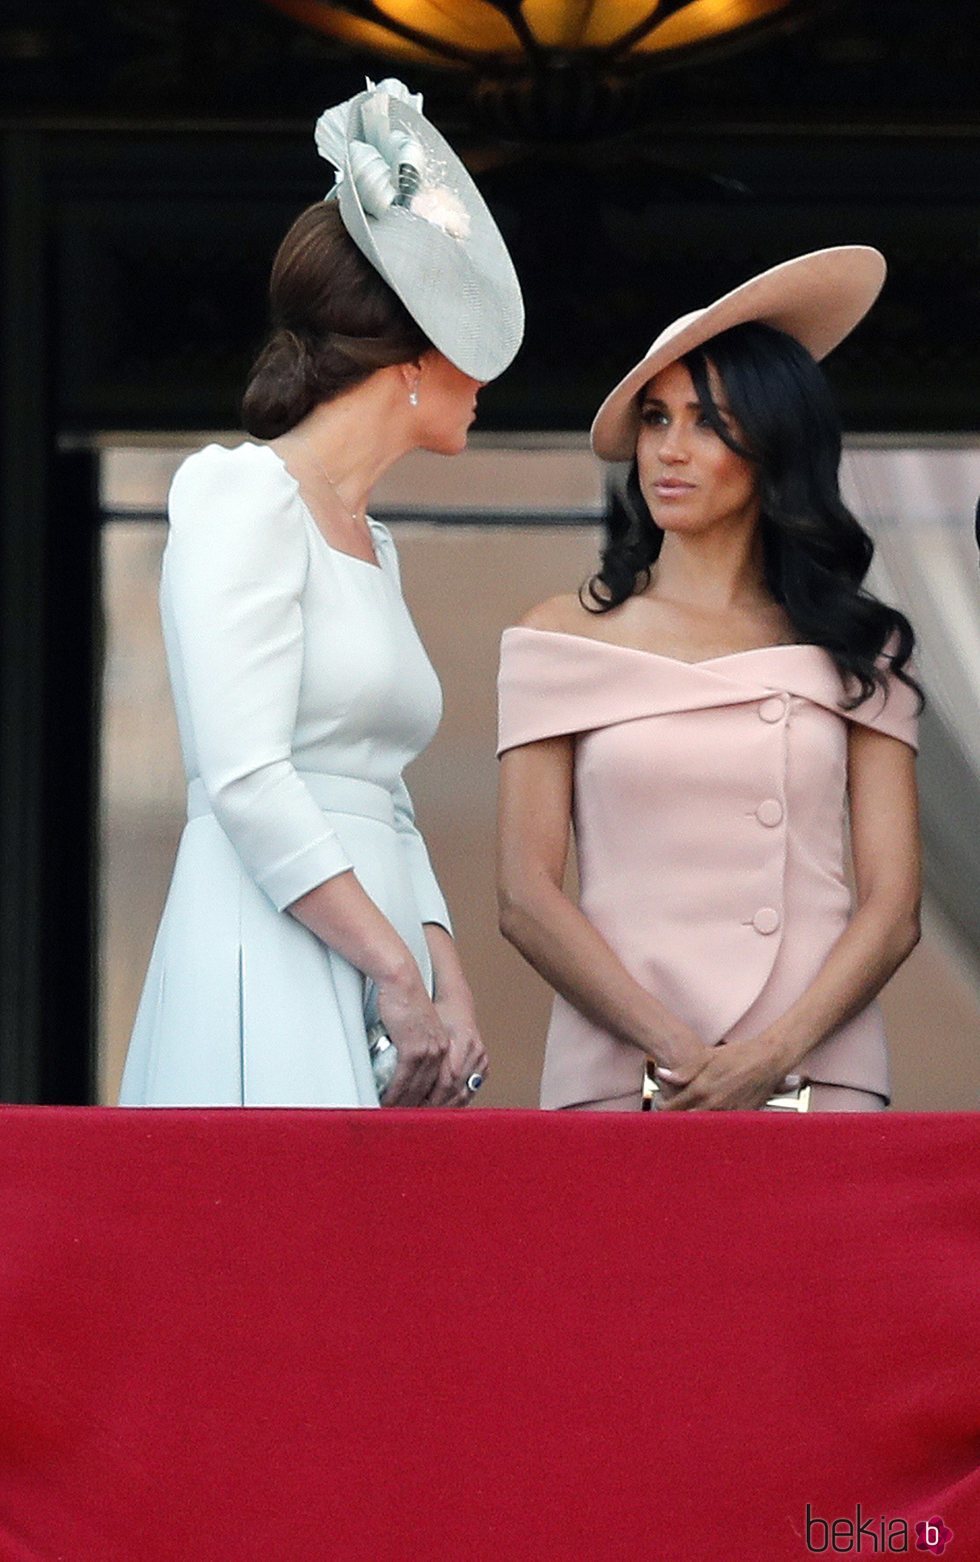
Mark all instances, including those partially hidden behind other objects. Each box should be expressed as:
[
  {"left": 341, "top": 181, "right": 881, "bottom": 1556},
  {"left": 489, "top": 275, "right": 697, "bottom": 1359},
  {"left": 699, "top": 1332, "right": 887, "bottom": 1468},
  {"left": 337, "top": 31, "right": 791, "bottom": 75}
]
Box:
[{"left": 642, "top": 395, "right": 733, "bottom": 415}]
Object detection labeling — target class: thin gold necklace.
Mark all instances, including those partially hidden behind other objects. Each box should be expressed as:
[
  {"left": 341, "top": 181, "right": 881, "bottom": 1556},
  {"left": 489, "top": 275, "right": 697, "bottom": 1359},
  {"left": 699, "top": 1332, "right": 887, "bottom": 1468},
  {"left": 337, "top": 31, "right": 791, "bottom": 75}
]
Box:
[{"left": 296, "top": 433, "right": 365, "bottom": 528}]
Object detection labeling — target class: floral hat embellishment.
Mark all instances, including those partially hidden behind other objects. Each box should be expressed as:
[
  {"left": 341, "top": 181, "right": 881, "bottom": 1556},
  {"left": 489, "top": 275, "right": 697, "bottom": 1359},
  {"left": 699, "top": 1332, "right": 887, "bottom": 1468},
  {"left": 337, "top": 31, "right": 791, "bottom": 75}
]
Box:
[
  {"left": 315, "top": 78, "right": 471, "bottom": 241},
  {"left": 407, "top": 184, "right": 470, "bottom": 241},
  {"left": 310, "top": 74, "right": 523, "bottom": 380}
]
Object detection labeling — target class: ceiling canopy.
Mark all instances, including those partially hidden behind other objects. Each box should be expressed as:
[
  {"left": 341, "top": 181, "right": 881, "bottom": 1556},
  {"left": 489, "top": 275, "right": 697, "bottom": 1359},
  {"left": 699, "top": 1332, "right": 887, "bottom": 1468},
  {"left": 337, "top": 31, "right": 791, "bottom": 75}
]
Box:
[{"left": 260, "top": 0, "right": 799, "bottom": 71}]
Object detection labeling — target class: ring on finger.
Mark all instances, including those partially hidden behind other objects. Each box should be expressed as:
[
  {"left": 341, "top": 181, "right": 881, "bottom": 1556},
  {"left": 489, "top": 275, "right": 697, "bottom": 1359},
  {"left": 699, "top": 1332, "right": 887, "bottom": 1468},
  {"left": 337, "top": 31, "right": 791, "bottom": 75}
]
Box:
[{"left": 466, "top": 1072, "right": 484, "bottom": 1093}]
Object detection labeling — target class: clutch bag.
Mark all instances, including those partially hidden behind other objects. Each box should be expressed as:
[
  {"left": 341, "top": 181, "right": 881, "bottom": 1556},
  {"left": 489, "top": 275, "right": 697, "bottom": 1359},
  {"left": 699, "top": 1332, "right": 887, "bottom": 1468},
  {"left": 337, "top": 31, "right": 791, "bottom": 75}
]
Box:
[{"left": 366, "top": 1021, "right": 399, "bottom": 1098}]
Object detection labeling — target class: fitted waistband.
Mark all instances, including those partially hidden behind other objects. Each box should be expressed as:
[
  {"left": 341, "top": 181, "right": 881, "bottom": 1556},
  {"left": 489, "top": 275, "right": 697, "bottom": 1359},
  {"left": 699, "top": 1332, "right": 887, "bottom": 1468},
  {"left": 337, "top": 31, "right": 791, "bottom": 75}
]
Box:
[{"left": 186, "top": 772, "right": 397, "bottom": 828}]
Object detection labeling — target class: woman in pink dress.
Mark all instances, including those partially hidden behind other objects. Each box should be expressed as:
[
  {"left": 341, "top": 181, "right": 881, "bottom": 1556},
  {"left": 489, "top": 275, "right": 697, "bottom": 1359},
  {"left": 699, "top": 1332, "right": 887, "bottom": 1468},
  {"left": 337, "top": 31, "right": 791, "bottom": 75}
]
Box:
[{"left": 497, "top": 248, "right": 922, "bottom": 1112}]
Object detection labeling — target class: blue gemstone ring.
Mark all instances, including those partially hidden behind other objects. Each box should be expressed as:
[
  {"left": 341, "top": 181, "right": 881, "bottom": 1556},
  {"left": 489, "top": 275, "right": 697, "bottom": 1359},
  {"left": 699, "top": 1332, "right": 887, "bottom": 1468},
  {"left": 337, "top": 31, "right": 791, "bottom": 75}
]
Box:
[{"left": 466, "top": 1072, "right": 484, "bottom": 1093}]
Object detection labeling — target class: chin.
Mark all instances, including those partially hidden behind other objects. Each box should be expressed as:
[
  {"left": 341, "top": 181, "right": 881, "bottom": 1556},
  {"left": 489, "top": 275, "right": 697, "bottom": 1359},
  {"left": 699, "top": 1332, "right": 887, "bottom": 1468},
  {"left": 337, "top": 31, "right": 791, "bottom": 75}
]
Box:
[
  {"left": 424, "top": 429, "right": 469, "bottom": 457},
  {"left": 650, "top": 508, "right": 706, "bottom": 534}
]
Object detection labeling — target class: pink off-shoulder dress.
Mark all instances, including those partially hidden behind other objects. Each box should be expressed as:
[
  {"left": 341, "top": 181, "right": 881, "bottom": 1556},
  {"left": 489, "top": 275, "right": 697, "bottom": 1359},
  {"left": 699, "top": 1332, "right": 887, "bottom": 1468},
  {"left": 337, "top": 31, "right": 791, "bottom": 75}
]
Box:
[{"left": 497, "top": 628, "right": 919, "bottom": 1109}]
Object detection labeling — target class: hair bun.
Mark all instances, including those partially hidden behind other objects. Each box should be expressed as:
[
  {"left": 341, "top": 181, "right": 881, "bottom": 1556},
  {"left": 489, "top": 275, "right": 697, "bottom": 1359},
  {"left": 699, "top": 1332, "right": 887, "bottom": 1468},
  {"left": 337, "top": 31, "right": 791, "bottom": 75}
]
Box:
[
  {"left": 241, "top": 202, "right": 431, "bottom": 440},
  {"left": 242, "top": 327, "right": 317, "bottom": 439}
]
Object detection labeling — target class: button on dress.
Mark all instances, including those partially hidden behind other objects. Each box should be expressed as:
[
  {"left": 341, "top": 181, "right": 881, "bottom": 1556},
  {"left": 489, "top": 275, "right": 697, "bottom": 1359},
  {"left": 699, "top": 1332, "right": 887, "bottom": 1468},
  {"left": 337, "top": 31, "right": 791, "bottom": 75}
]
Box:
[
  {"left": 119, "top": 443, "right": 450, "bottom": 1106},
  {"left": 497, "top": 627, "right": 919, "bottom": 1108}
]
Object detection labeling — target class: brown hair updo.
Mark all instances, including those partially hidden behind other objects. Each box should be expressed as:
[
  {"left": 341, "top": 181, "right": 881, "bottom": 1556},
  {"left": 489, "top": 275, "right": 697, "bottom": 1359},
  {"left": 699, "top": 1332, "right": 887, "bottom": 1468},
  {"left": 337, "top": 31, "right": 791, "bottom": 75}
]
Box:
[{"left": 242, "top": 201, "right": 432, "bottom": 439}]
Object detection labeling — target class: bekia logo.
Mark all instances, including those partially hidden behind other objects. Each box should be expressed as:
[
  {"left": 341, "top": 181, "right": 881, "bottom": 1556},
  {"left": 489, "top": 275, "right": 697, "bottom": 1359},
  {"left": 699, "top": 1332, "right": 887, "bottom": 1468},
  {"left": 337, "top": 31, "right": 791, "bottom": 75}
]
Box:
[
  {"left": 914, "top": 1518, "right": 954, "bottom": 1556},
  {"left": 804, "top": 1504, "right": 954, "bottom": 1554}
]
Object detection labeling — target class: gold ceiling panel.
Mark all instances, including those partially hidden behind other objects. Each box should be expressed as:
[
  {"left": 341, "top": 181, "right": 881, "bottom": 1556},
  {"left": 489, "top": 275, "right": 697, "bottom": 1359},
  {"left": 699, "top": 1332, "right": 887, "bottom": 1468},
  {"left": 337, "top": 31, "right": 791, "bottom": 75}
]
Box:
[
  {"left": 264, "top": 0, "right": 796, "bottom": 63},
  {"left": 631, "top": 0, "right": 792, "bottom": 54}
]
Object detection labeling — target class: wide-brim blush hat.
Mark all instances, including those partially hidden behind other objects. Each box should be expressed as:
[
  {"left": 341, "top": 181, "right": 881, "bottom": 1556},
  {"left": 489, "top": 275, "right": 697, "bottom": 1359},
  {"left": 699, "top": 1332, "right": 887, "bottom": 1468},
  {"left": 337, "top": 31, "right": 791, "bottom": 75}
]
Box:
[
  {"left": 315, "top": 78, "right": 524, "bottom": 383},
  {"left": 590, "top": 245, "right": 886, "bottom": 462}
]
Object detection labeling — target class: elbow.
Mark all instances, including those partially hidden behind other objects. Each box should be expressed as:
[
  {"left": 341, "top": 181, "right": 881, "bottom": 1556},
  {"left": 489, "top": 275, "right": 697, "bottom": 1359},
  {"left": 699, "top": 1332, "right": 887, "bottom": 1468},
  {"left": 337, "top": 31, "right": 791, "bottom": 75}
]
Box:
[
  {"left": 893, "top": 885, "right": 922, "bottom": 962},
  {"left": 874, "top": 900, "right": 921, "bottom": 967},
  {"left": 857, "top": 882, "right": 922, "bottom": 968},
  {"left": 497, "top": 878, "right": 544, "bottom": 951},
  {"left": 200, "top": 775, "right": 248, "bottom": 838},
  {"left": 899, "top": 905, "right": 922, "bottom": 961},
  {"left": 497, "top": 851, "right": 565, "bottom": 949},
  {"left": 496, "top": 883, "right": 525, "bottom": 947},
  {"left": 200, "top": 757, "right": 289, "bottom": 823}
]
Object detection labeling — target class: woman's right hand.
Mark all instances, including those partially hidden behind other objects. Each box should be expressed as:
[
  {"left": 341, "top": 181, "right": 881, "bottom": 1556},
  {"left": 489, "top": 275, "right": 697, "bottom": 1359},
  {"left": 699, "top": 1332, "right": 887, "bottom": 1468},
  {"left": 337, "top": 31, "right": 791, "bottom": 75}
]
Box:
[
  {"left": 375, "top": 975, "right": 454, "bottom": 1107},
  {"left": 646, "top": 1021, "right": 710, "bottom": 1106}
]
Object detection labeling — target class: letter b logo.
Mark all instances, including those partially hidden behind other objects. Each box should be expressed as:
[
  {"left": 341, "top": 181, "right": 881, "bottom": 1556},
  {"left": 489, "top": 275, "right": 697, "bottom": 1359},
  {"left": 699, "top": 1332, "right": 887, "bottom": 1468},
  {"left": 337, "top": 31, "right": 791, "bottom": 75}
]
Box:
[
  {"left": 804, "top": 1506, "right": 828, "bottom": 1552},
  {"left": 915, "top": 1515, "right": 954, "bottom": 1554}
]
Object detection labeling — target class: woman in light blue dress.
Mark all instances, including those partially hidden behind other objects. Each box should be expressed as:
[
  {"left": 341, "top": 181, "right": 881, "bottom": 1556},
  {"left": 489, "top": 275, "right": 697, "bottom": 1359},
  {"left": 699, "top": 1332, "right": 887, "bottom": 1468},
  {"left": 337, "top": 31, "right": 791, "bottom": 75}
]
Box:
[{"left": 119, "top": 79, "right": 523, "bottom": 1107}]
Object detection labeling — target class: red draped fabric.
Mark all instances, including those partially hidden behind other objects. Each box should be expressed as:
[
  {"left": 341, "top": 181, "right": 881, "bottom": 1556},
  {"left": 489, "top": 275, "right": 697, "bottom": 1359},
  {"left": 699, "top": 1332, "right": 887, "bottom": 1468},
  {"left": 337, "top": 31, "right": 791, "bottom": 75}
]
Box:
[{"left": 0, "top": 1109, "right": 977, "bottom": 1560}]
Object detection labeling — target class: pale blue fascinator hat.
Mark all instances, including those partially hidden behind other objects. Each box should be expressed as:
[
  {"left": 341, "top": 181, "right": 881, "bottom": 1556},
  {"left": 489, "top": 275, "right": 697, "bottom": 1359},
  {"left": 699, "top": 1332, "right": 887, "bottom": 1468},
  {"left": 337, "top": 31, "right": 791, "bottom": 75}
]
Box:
[{"left": 315, "top": 78, "right": 524, "bottom": 383}]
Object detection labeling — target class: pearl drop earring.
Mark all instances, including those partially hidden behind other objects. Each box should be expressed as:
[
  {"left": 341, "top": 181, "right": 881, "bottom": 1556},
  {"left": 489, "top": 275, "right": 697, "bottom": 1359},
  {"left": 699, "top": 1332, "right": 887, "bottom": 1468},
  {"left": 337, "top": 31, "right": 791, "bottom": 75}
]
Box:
[{"left": 408, "top": 384, "right": 420, "bottom": 407}]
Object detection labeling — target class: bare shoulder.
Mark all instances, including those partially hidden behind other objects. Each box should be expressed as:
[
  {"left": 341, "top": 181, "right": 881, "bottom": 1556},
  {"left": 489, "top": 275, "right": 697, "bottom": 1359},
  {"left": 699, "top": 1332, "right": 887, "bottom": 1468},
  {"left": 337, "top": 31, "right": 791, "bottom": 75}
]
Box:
[{"left": 513, "top": 593, "right": 595, "bottom": 634}]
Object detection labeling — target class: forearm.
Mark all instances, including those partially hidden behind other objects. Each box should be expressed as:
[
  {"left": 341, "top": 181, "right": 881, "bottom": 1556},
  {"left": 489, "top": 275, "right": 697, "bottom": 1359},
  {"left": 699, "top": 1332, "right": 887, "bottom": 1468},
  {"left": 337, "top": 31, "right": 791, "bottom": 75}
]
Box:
[
  {"left": 499, "top": 880, "right": 705, "bottom": 1069},
  {"left": 758, "top": 900, "right": 920, "bottom": 1075},
  {"left": 288, "top": 871, "right": 426, "bottom": 998},
  {"left": 423, "top": 923, "right": 470, "bottom": 1002}
]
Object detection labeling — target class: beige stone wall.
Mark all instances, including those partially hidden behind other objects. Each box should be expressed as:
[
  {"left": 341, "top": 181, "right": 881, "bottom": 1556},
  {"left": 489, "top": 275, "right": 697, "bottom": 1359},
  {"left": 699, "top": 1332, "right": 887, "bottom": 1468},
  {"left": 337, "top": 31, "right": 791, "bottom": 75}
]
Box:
[{"left": 99, "top": 518, "right": 979, "bottom": 1110}]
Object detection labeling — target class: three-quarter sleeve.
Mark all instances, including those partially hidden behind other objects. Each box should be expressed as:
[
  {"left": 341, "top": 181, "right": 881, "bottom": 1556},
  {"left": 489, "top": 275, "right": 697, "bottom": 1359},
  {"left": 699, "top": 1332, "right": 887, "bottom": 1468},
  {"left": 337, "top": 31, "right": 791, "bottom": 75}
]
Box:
[
  {"left": 391, "top": 777, "right": 453, "bottom": 934},
  {"left": 164, "top": 444, "right": 354, "bottom": 910}
]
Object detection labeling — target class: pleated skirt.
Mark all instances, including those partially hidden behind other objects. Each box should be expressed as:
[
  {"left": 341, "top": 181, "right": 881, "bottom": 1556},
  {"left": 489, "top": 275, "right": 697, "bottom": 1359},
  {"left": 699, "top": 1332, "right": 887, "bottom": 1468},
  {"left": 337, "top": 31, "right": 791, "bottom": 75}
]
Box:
[{"left": 118, "top": 800, "right": 433, "bottom": 1107}]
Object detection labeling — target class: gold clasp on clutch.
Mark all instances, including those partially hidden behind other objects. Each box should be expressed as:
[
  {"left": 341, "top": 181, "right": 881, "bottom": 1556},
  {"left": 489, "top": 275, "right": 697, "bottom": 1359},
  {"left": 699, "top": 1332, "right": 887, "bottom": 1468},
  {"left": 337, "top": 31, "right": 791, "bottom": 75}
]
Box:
[
  {"left": 764, "top": 1082, "right": 812, "bottom": 1112},
  {"left": 641, "top": 1061, "right": 811, "bottom": 1112},
  {"left": 641, "top": 1062, "right": 660, "bottom": 1112}
]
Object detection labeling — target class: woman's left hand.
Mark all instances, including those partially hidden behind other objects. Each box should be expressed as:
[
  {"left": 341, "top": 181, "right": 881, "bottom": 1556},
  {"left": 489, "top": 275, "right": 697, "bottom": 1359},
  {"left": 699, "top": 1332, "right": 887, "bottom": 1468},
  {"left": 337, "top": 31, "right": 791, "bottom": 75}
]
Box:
[
  {"left": 432, "top": 990, "right": 488, "bottom": 1107},
  {"left": 654, "top": 1037, "right": 789, "bottom": 1111}
]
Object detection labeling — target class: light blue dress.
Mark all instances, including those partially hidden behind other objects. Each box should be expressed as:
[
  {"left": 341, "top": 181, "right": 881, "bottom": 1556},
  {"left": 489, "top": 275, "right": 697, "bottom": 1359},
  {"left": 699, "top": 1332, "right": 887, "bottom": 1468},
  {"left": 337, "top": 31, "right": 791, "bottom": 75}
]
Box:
[{"left": 119, "top": 442, "right": 451, "bottom": 1106}]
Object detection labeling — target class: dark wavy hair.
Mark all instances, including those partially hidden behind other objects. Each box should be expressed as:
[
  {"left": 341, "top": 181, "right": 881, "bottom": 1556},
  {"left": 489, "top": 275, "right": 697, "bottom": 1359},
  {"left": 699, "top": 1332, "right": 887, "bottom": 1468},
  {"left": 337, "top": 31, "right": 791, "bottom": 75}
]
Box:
[
  {"left": 242, "top": 201, "right": 431, "bottom": 439},
  {"left": 583, "top": 321, "right": 922, "bottom": 711}
]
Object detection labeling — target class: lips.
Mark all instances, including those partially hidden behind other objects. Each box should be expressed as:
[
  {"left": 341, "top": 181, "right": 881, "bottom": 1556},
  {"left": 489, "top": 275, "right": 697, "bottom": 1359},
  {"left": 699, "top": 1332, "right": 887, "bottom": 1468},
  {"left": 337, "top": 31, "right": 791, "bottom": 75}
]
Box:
[{"left": 653, "top": 478, "right": 696, "bottom": 496}]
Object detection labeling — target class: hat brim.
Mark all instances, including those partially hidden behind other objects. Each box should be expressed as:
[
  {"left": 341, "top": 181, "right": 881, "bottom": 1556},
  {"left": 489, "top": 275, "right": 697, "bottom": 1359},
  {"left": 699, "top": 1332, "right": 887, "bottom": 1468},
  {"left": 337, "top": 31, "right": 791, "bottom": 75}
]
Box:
[
  {"left": 590, "top": 246, "right": 886, "bottom": 462},
  {"left": 338, "top": 91, "right": 524, "bottom": 383}
]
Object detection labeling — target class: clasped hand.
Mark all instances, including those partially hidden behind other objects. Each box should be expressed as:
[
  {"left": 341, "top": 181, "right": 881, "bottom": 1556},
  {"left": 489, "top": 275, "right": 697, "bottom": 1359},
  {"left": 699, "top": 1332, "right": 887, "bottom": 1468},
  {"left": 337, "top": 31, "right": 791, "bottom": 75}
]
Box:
[
  {"left": 377, "top": 980, "right": 487, "bottom": 1108},
  {"left": 654, "top": 1036, "right": 792, "bottom": 1112}
]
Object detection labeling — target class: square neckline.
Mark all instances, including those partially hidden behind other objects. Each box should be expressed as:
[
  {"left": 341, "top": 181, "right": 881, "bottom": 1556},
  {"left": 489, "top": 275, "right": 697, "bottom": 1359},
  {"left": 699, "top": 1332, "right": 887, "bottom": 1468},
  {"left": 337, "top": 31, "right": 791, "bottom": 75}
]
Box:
[{"left": 261, "top": 444, "right": 385, "bottom": 572}]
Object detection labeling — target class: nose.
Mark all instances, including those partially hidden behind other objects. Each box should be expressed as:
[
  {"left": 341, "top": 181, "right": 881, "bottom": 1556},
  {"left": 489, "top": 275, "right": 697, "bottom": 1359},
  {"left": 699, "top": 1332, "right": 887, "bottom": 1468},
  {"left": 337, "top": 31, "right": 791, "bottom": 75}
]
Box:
[{"left": 658, "top": 420, "right": 690, "bottom": 465}]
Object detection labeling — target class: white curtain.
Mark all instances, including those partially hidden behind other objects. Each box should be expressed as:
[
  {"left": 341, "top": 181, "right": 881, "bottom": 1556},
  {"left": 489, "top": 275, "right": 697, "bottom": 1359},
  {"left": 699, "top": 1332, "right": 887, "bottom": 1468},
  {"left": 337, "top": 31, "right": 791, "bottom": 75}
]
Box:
[
  {"left": 843, "top": 445, "right": 980, "bottom": 768},
  {"left": 842, "top": 443, "right": 980, "bottom": 972}
]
